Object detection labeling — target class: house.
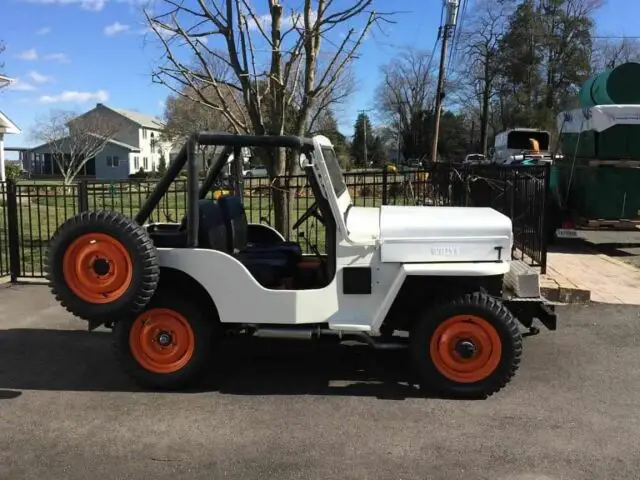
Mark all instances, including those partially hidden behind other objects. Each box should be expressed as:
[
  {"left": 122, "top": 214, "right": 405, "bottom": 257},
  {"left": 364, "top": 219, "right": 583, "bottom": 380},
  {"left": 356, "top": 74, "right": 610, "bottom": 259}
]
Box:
[
  {"left": 29, "top": 103, "right": 172, "bottom": 180},
  {"left": 0, "top": 75, "right": 22, "bottom": 181}
]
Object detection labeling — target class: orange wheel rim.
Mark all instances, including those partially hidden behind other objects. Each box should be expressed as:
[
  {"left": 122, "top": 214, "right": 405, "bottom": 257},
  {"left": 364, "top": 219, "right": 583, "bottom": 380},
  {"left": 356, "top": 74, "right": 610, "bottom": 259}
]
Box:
[
  {"left": 129, "top": 308, "right": 195, "bottom": 374},
  {"left": 429, "top": 315, "right": 502, "bottom": 383},
  {"left": 62, "top": 233, "right": 133, "bottom": 304}
]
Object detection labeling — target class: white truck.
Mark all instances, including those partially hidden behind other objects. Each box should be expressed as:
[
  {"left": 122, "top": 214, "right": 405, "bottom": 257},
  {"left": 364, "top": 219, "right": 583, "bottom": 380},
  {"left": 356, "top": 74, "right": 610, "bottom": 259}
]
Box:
[
  {"left": 45, "top": 132, "right": 556, "bottom": 399},
  {"left": 491, "top": 128, "right": 554, "bottom": 165}
]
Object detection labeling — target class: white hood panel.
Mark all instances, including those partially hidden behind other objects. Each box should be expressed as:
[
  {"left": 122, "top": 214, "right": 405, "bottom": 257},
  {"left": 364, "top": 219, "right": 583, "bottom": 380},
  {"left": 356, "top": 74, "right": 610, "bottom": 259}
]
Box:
[{"left": 379, "top": 205, "right": 512, "bottom": 263}]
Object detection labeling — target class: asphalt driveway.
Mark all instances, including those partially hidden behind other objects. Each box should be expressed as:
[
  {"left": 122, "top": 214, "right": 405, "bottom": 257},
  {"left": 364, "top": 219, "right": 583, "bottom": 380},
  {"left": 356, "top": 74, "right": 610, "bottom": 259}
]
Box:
[{"left": 0, "top": 284, "right": 639, "bottom": 479}]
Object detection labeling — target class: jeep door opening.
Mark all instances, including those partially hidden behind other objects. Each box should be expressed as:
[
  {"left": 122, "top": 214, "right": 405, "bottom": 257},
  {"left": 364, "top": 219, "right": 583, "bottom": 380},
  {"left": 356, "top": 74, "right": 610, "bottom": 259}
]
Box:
[{"left": 45, "top": 132, "right": 557, "bottom": 398}]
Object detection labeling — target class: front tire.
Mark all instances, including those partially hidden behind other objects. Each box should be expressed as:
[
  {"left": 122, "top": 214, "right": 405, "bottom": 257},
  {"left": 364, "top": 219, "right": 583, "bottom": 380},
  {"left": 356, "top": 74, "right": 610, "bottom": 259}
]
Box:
[
  {"left": 113, "top": 292, "right": 216, "bottom": 390},
  {"left": 410, "top": 292, "right": 522, "bottom": 399}
]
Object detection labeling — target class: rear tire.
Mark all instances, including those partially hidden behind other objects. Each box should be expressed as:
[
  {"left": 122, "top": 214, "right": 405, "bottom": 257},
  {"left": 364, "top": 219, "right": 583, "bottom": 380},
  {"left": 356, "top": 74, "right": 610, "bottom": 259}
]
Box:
[
  {"left": 45, "top": 211, "right": 159, "bottom": 324},
  {"left": 113, "top": 291, "right": 216, "bottom": 390},
  {"left": 410, "top": 292, "right": 522, "bottom": 399}
]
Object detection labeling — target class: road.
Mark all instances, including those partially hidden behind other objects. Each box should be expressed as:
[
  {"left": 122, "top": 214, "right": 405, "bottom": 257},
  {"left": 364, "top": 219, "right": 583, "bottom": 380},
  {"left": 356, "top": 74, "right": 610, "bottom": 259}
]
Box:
[{"left": 1, "top": 285, "right": 640, "bottom": 479}]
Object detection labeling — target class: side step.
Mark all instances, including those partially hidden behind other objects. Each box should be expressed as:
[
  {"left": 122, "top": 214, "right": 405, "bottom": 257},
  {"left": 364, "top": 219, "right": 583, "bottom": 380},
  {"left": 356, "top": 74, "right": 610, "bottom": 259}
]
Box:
[{"left": 250, "top": 326, "right": 407, "bottom": 350}]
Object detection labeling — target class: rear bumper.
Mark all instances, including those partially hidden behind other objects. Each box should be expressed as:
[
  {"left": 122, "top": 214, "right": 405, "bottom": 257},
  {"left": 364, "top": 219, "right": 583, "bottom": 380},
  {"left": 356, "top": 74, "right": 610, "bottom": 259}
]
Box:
[{"left": 503, "top": 298, "right": 557, "bottom": 331}]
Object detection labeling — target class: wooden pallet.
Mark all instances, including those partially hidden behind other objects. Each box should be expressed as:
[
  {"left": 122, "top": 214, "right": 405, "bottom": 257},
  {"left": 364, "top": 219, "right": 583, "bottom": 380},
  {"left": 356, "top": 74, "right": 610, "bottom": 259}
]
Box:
[{"left": 582, "top": 218, "right": 640, "bottom": 230}]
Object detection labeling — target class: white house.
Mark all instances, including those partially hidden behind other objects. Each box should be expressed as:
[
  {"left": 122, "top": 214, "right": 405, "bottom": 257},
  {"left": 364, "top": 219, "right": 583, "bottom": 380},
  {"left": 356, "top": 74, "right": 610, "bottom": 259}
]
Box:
[
  {"left": 1, "top": 75, "right": 22, "bottom": 182},
  {"left": 30, "top": 103, "right": 172, "bottom": 180}
]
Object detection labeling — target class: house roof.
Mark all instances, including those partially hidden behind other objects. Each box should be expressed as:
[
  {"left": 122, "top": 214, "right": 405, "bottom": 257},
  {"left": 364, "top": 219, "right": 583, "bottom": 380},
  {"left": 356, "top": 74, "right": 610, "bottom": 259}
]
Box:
[
  {"left": 0, "top": 109, "right": 21, "bottom": 134},
  {"left": 101, "top": 104, "right": 164, "bottom": 130},
  {"left": 31, "top": 134, "right": 140, "bottom": 153}
]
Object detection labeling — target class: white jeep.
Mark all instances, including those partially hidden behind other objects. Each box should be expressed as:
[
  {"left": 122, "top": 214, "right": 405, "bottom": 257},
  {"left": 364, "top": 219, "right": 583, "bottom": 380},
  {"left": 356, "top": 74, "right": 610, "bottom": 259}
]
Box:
[{"left": 45, "top": 133, "right": 556, "bottom": 398}]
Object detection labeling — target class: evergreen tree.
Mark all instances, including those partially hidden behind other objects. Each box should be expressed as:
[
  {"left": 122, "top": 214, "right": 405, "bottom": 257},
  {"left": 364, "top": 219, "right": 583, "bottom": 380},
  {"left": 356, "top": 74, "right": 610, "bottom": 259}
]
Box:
[
  {"left": 351, "top": 113, "right": 374, "bottom": 167},
  {"left": 157, "top": 154, "right": 167, "bottom": 176},
  {"left": 370, "top": 136, "right": 388, "bottom": 166}
]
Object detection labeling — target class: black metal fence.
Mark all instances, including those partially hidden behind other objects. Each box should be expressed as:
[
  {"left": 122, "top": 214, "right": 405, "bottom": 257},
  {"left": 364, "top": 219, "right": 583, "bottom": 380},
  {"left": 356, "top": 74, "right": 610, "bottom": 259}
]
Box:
[{"left": 0, "top": 163, "right": 549, "bottom": 280}]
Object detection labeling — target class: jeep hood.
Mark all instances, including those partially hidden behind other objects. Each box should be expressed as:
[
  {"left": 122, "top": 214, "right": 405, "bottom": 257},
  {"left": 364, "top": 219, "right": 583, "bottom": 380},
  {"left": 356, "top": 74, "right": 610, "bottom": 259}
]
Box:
[{"left": 378, "top": 205, "right": 512, "bottom": 263}]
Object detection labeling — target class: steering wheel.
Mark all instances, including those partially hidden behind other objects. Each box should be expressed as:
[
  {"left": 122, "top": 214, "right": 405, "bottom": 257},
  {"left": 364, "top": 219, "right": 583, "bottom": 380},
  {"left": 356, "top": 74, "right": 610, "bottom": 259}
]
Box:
[{"left": 292, "top": 201, "right": 325, "bottom": 230}]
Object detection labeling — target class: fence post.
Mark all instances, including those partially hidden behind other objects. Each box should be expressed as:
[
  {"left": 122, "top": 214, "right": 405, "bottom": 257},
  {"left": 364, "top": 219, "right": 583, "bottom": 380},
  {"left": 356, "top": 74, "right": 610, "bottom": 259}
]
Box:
[
  {"left": 540, "top": 163, "right": 551, "bottom": 275},
  {"left": 77, "top": 180, "right": 89, "bottom": 212},
  {"left": 6, "top": 180, "right": 21, "bottom": 282},
  {"left": 381, "top": 168, "right": 388, "bottom": 205}
]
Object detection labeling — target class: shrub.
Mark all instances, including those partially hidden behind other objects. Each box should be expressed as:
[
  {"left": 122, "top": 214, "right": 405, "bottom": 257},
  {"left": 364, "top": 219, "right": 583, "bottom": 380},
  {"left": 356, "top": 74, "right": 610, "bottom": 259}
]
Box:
[
  {"left": 129, "top": 167, "right": 148, "bottom": 179},
  {"left": 5, "top": 163, "right": 23, "bottom": 181}
]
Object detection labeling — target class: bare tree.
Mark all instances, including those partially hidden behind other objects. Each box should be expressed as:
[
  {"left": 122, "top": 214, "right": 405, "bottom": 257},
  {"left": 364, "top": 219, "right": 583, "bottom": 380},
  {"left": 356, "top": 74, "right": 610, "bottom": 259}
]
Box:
[
  {"left": 31, "top": 109, "right": 123, "bottom": 185},
  {"left": 146, "top": 0, "right": 392, "bottom": 233},
  {"left": 592, "top": 37, "right": 640, "bottom": 71},
  {"left": 457, "top": 0, "right": 510, "bottom": 155},
  {"left": 375, "top": 48, "right": 437, "bottom": 160}
]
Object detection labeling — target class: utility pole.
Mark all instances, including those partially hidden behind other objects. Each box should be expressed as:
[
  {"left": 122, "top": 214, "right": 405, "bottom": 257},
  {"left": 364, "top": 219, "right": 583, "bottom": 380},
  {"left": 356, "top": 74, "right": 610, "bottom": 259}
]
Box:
[
  {"left": 431, "top": 0, "right": 459, "bottom": 163},
  {"left": 359, "top": 109, "right": 373, "bottom": 167}
]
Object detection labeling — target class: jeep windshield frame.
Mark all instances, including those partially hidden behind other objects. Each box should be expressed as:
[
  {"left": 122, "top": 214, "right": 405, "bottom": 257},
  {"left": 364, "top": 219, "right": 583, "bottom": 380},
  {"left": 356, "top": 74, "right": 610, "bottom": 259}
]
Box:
[{"left": 135, "top": 131, "right": 316, "bottom": 248}]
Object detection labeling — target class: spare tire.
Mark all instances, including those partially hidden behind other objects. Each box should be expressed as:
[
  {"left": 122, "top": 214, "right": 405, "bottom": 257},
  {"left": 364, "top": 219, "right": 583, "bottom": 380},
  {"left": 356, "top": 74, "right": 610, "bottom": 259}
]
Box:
[{"left": 45, "top": 211, "right": 160, "bottom": 324}]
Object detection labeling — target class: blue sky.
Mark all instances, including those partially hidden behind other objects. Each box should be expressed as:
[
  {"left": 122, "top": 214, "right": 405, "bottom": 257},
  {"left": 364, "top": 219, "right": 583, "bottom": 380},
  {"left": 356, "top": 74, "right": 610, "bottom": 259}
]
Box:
[{"left": 0, "top": 0, "right": 637, "bottom": 152}]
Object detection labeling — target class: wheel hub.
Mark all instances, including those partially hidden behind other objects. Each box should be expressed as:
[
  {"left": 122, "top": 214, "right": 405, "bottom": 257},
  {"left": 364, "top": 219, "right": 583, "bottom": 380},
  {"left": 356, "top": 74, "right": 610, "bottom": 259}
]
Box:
[
  {"left": 454, "top": 339, "right": 477, "bottom": 359},
  {"left": 157, "top": 332, "right": 173, "bottom": 346},
  {"left": 92, "top": 258, "right": 110, "bottom": 276}
]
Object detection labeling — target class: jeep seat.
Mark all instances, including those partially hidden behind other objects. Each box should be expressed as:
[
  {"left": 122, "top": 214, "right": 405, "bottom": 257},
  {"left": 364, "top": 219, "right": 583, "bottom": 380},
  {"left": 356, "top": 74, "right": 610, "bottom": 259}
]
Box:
[
  {"left": 217, "top": 195, "right": 302, "bottom": 263},
  {"left": 217, "top": 195, "right": 299, "bottom": 280}
]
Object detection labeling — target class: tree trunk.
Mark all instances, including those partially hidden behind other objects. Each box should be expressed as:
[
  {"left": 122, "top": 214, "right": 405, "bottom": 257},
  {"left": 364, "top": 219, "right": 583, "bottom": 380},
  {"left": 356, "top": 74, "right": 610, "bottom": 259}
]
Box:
[{"left": 269, "top": 147, "right": 291, "bottom": 238}]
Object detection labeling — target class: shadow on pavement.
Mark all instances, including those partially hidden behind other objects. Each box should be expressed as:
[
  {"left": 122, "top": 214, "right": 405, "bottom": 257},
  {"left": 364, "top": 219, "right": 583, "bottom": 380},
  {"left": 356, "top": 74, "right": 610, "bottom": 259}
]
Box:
[{"left": 0, "top": 328, "right": 427, "bottom": 400}]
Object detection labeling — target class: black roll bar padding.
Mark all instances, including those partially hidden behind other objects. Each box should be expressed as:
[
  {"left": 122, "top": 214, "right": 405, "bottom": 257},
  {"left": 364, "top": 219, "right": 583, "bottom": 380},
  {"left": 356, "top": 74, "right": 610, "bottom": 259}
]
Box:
[
  {"left": 135, "top": 131, "right": 315, "bottom": 244},
  {"left": 196, "top": 132, "right": 315, "bottom": 152},
  {"left": 135, "top": 135, "right": 191, "bottom": 226},
  {"left": 232, "top": 145, "right": 243, "bottom": 199},
  {"left": 199, "top": 145, "right": 233, "bottom": 200},
  {"left": 186, "top": 136, "right": 199, "bottom": 247}
]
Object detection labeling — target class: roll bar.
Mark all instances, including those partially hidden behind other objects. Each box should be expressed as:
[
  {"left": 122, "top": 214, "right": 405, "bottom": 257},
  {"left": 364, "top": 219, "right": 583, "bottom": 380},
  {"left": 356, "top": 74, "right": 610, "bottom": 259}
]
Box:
[{"left": 135, "top": 132, "right": 315, "bottom": 248}]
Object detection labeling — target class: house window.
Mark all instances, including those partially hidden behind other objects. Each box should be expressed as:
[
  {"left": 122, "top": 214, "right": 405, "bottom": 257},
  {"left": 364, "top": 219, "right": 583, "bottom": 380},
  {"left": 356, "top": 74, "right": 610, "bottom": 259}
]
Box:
[
  {"left": 106, "top": 156, "right": 119, "bottom": 168},
  {"left": 142, "top": 129, "right": 147, "bottom": 139},
  {"left": 106, "top": 156, "right": 112, "bottom": 167},
  {"left": 113, "top": 156, "right": 120, "bottom": 167},
  {"left": 143, "top": 157, "right": 148, "bottom": 170},
  {"left": 134, "top": 156, "right": 139, "bottom": 169}
]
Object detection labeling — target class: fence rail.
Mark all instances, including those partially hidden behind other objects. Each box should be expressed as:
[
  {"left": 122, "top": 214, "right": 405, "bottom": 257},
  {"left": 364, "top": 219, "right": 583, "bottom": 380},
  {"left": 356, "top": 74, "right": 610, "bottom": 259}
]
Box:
[{"left": 0, "top": 163, "right": 549, "bottom": 280}]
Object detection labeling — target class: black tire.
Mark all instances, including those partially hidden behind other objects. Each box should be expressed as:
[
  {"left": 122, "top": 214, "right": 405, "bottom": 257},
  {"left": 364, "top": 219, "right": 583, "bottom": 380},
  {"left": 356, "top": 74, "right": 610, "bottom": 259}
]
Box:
[
  {"left": 45, "top": 210, "right": 159, "bottom": 324},
  {"left": 113, "top": 291, "right": 216, "bottom": 390},
  {"left": 410, "top": 292, "right": 522, "bottom": 399}
]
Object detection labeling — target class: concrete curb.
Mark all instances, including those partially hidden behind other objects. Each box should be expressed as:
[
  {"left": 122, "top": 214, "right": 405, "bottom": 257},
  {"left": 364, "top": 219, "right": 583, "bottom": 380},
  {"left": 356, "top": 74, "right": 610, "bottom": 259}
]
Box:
[{"left": 540, "top": 266, "right": 591, "bottom": 304}]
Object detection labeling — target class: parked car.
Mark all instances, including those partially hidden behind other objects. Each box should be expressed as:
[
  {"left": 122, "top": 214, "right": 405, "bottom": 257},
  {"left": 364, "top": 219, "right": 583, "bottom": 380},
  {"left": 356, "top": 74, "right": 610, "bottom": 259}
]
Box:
[{"left": 244, "top": 166, "right": 268, "bottom": 178}]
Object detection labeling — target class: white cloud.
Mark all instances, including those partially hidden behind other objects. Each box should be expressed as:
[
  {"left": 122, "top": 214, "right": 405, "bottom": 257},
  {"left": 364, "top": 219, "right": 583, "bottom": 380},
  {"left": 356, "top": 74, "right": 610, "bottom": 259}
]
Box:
[
  {"left": 44, "top": 53, "right": 70, "bottom": 63},
  {"left": 39, "top": 89, "right": 109, "bottom": 104},
  {"left": 24, "top": 0, "right": 107, "bottom": 12},
  {"left": 7, "top": 79, "right": 37, "bottom": 91},
  {"left": 16, "top": 48, "right": 38, "bottom": 61},
  {"left": 29, "top": 71, "right": 54, "bottom": 83},
  {"left": 36, "top": 26, "right": 52, "bottom": 35},
  {"left": 104, "top": 22, "right": 131, "bottom": 36}
]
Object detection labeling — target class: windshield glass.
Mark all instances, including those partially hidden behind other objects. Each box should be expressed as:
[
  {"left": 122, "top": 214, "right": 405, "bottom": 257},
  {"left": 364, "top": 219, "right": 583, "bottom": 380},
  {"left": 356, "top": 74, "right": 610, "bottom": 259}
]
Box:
[{"left": 321, "top": 146, "right": 347, "bottom": 197}]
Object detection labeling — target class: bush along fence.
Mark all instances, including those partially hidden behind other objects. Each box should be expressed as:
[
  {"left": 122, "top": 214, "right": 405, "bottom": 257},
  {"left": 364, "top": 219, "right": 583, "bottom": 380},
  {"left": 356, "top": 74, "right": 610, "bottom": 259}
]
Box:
[{"left": 0, "top": 163, "right": 550, "bottom": 281}]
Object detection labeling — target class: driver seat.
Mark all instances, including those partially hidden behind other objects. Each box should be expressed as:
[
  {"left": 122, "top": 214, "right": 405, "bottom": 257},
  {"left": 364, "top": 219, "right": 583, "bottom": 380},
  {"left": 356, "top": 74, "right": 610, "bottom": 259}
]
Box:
[
  {"left": 217, "top": 195, "right": 302, "bottom": 261},
  {"left": 217, "top": 195, "right": 301, "bottom": 282}
]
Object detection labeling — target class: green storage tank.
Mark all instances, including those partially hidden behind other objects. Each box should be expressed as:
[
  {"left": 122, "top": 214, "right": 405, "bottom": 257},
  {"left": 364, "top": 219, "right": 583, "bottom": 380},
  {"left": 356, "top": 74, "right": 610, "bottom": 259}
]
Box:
[
  {"left": 579, "top": 62, "right": 640, "bottom": 107},
  {"left": 552, "top": 163, "right": 640, "bottom": 220}
]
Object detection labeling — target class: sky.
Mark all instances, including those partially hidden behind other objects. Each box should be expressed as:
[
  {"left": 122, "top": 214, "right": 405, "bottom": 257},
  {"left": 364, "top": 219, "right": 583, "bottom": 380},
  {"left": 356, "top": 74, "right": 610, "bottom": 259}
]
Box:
[{"left": 0, "top": 0, "right": 638, "bottom": 153}]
